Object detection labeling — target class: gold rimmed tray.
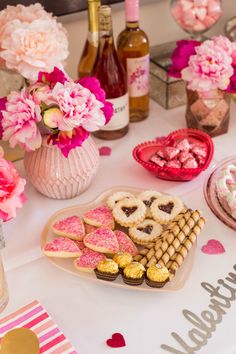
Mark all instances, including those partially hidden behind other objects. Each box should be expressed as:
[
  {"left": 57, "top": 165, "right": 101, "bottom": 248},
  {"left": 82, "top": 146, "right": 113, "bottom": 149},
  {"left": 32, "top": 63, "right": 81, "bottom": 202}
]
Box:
[{"left": 41, "top": 187, "right": 196, "bottom": 292}]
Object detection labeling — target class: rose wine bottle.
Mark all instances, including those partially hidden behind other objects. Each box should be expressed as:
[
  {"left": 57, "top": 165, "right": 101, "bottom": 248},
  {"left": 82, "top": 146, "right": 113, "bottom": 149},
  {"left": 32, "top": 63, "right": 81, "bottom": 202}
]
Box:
[
  {"left": 93, "top": 5, "right": 129, "bottom": 139},
  {"left": 117, "top": 0, "right": 149, "bottom": 122},
  {"left": 78, "top": 0, "right": 100, "bottom": 78}
]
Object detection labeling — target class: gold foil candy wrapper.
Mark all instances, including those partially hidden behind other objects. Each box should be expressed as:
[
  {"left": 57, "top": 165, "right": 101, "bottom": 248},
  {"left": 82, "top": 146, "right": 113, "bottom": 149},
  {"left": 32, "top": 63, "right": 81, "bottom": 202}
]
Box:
[
  {"left": 113, "top": 252, "right": 133, "bottom": 268},
  {"left": 147, "top": 264, "right": 169, "bottom": 282},
  {"left": 97, "top": 259, "right": 119, "bottom": 274},
  {"left": 123, "top": 262, "right": 145, "bottom": 279}
]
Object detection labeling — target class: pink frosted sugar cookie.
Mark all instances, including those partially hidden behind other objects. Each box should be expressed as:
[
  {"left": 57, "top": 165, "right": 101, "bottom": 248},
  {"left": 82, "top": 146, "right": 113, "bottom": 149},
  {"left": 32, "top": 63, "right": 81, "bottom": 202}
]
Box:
[
  {"left": 114, "top": 230, "right": 138, "bottom": 256},
  {"left": 52, "top": 216, "right": 85, "bottom": 241},
  {"left": 74, "top": 248, "right": 106, "bottom": 272},
  {"left": 84, "top": 227, "right": 119, "bottom": 254},
  {"left": 43, "top": 237, "right": 83, "bottom": 258},
  {"left": 83, "top": 206, "right": 115, "bottom": 229},
  {"left": 84, "top": 223, "right": 98, "bottom": 234}
]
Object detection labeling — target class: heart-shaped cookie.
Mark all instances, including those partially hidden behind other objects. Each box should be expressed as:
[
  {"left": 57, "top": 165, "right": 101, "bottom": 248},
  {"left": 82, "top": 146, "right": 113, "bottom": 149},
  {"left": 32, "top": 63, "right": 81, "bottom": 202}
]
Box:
[
  {"left": 0, "top": 328, "right": 39, "bottom": 354},
  {"left": 112, "top": 197, "right": 146, "bottom": 227},
  {"left": 106, "top": 333, "right": 126, "bottom": 348},
  {"left": 52, "top": 215, "right": 85, "bottom": 241},
  {"left": 150, "top": 196, "right": 184, "bottom": 224},
  {"left": 201, "top": 239, "right": 225, "bottom": 255},
  {"left": 84, "top": 227, "right": 119, "bottom": 254},
  {"left": 74, "top": 248, "right": 106, "bottom": 272},
  {"left": 129, "top": 219, "right": 163, "bottom": 245},
  {"left": 83, "top": 206, "right": 114, "bottom": 229},
  {"left": 114, "top": 230, "right": 138, "bottom": 256},
  {"left": 43, "top": 237, "right": 83, "bottom": 258},
  {"left": 137, "top": 190, "right": 162, "bottom": 218}
]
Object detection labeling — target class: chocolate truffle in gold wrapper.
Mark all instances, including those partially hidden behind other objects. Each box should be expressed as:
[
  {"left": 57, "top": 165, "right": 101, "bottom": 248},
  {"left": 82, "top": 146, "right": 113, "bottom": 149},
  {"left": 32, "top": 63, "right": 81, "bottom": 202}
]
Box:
[
  {"left": 95, "top": 259, "right": 119, "bottom": 281},
  {"left": 113, "top": 252, "right": 133, "bottom": 269},
  {"left": 146, "top": 264, "right": 169, "bottom": 288},
  {"left": 122, "top": 262, "right": 145, "bottom": 286}
]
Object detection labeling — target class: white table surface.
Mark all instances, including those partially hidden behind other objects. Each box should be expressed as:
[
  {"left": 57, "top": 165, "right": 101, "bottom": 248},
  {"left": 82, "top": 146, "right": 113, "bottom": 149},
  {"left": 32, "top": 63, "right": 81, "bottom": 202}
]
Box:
[{"left": 1, "top": 99, "right": 236, "bottom": 354}]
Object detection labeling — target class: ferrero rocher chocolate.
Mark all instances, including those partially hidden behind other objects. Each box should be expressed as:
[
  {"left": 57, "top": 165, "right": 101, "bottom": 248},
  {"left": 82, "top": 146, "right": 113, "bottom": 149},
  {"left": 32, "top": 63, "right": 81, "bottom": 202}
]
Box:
[
  {"left": 97, "top": 259, "right": 119, "bottom": 274},
  {"left": 123, "top": 262, "right": 145, "bottom": 279},
  {"left": 113, "top": 252, "right": 133, "bottom": 268},
  {"left": 146, "top": 264, "right": 169, "bottom": 282}
]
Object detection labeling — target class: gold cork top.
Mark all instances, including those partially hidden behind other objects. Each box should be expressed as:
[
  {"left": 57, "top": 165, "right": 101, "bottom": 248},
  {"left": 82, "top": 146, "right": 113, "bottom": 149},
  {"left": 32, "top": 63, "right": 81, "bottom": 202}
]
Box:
[
  {"left": 113, "top": 252, "right": 133, "bottom": 268},
  {"left": 97, "top": 259, "right": 119, "bottom": 274},
  {"left": 146, "top": 264, "right": 169, "bottom": 282},
  {"left": 123, "top": 262, "right": 145, "bottom": 279}
]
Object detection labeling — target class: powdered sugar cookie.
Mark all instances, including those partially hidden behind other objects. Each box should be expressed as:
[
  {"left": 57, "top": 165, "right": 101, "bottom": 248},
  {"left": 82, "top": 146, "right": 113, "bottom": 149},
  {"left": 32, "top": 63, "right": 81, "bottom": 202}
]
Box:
[
  {"left": 137, "top": 190, "right": 162, "bottom": 218},
  {"left": 129, "top": 219, "right": 163, "bottom": 245},
  {"left": 114, "top": 230, "right": 138, "bottom": 256},
  {"left": 74, "top": 248, "right": 106, "bottom": 272},
  {"left": 107, "top": 191, "right": 134, "bottom": 209},
  {"left": 84, "top": 227, "right": 119, "bottom": 254},
  {"left": 83, "top": 205, "right": 114, "bottom": 229},
  {"left": 52, "top": 216, "right": 85, "bottom": 241},
  {"left": 112, "top": 197, "right": 146, "bottom": 227},
  {"left": 150, "top": 195, "right": 184, "bottom": 224},
  {"left": 43, "top": 237, "right": 83, "bottom": 258}
]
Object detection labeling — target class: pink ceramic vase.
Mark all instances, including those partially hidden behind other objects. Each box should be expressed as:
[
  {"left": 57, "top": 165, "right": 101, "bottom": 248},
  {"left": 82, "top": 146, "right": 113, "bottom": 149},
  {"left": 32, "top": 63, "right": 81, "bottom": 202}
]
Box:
[{"left": 24, "top": 136, "right": 100, "bottom": 199}]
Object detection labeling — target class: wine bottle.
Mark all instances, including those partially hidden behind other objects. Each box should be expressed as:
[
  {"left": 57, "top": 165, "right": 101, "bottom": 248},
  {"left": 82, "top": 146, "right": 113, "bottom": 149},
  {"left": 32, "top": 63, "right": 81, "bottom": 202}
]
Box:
[
  {"left": 117, "top": 0, "right": 149, "bottom": 122},
  {"left": 78, "top": 0, "right": 100, "bottom": 78},
  {"left": 93, "top": 5, "right": 129, "bottom": 140}
]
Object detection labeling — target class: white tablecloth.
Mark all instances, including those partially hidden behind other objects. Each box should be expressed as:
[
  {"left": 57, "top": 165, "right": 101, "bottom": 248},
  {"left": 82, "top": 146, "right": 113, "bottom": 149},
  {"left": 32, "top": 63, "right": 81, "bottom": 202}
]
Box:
[{"left": 2, "top": 100, "right": 236, "bottom": 354}]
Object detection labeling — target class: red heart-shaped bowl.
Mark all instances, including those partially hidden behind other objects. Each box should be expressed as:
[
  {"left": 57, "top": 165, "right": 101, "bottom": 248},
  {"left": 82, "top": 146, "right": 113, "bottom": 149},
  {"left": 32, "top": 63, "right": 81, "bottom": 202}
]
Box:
[{"left": 132, "top": 128, "right": 214, "bottom": 181}]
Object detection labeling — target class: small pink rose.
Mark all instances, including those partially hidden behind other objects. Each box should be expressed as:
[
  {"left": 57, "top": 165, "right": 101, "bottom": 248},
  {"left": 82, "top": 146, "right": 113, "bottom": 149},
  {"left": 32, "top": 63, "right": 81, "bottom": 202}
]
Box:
[{"left": 43, "top": 107, "right": 64, "bottom": 129}]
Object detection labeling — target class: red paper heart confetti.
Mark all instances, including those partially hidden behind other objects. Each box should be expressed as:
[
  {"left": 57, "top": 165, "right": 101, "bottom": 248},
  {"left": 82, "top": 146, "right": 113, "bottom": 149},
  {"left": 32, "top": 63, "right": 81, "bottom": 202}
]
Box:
[
  {"left": 106, "top": 333, "right": 126, "bottom": 348},
  {"left": 99, "top": 146, "right": 111, "bottom": 156},
  {"left": 201, "top": 239, "right": 225, "bottom": 255}
]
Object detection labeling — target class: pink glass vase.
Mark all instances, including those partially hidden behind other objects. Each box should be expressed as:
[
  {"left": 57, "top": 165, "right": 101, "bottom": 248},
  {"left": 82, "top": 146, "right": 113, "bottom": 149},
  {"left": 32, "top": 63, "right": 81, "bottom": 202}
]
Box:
[
  {"left": 24, "top": 136, "right": 100, "bottom": 199},
  {"left": 185, "top": 89, "right": 231, "bottom": 137}
]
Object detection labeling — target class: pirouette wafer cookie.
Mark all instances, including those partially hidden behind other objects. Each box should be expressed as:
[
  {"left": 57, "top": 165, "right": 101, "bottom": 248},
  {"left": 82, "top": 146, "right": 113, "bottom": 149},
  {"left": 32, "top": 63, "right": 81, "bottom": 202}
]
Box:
[
  {"left": 150, "top": 195, "right": 184, "bottom": 224},
  {"left": 167, "top": 217, "right": 206, "bottom": 279},
  {"left": 52, "top": 215, "right": 85, "bottom": 241},
  {"left": 83, "top": 205, "right": 115, "bottom": 229},
  {"left": 107, "top": 191, "right": 134, "bottom": 210},
  {"left": 112, "top": 197, "right": 146, "bottom": 227},
  {"left": 43, "top": 237, "right": 82, "bottom": 258},
  {"left": 129, "top": 219, "right": 163, "bottom": 245},
  {"left": 137, "top": 190, "right": 162, "bottom": 218}
]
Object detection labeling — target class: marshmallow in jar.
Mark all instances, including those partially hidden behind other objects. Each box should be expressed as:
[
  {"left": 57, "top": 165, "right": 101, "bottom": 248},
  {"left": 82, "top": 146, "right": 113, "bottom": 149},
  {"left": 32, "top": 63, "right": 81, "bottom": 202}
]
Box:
[{"left": 170, "top": 0, "right": 222, "bottom": 35}]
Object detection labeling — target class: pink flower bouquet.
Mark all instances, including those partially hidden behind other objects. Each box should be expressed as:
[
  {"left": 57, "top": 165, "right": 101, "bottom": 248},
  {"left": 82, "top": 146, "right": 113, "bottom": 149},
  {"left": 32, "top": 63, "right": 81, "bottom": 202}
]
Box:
[
  {"left": 0, "top": 147, "right": 26, "bottom": 222},
  {"left": 0, "top": 68, "right": 113, "bottom": 157},
  {"left": 0, "top": 3, "right": 68, "bottom": 81},
  {"left": 168, "top": 35, "right": 236, "bottom": 93}
]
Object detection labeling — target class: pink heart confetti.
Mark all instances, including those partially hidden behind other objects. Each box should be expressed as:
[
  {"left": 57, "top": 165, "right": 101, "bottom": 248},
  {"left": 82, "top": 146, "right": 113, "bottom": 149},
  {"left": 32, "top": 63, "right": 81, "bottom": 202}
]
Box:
[
  {"left": 99, "top": 146, "right": 111, "bottom": 156},
  {"left": 201, "top": 239, "right": 225, "bottom": 255},
  {"left": 106, "top": 333, "right": 126, "bottom": 348}
]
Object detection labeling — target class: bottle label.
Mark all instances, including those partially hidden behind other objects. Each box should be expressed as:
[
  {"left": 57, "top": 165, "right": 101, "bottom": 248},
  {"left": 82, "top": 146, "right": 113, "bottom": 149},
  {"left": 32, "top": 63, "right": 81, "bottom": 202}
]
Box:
[
  {"left": 88, "top": 31, "right": 99, "bottom": 47},
  {"left": 102, "top": 93, "right": 129, "bottom": 131},
  {"left": 127, "top": 54, "right": 150, "bottom": 97}
]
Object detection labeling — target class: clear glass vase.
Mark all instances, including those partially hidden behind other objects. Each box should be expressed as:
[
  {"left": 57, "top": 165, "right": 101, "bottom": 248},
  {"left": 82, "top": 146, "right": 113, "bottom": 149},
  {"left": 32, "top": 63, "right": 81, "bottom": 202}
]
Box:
[
  {"left": 185, "top": 89, "right": 231, "bottom": 137},
  {"left": 170, "top": 0, "right": 222, "bottom": 39},
  {"left": 0, "top": 221, "right": 9, "bottom": 313}
]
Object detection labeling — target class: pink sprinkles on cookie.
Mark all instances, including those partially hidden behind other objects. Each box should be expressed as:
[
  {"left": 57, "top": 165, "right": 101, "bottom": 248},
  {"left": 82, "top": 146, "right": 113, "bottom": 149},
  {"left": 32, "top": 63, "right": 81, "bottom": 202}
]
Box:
[
  {"left": 52, "top": 216, "right": 85, "bottom": 240},
  {"left": 74, "top": 248, "right": 106, "bottom": 270},
  {"left": 114, "top": 230, "right": 138, "bottom": 256},
  {"left": 83, "top": 206, "right": 114, "bottom": 228},
  {"left": 84, "top": 227, "right": 119, "bottom": 254},
  {"left": 44, "top": 237, "right": 82, "bottom": 253}
]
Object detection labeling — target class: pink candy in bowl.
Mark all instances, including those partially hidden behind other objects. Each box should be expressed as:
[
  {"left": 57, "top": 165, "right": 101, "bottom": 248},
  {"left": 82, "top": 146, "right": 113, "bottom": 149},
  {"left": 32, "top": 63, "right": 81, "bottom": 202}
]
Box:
[{"left": 132, "top": 128, "right": 214, "bottom": 181}]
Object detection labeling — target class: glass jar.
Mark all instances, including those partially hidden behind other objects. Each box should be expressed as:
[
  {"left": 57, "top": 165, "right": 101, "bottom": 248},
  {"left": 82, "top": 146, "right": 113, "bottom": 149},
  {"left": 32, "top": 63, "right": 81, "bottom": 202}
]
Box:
[
  {"left": 0, "top": 220, "right": 9, "bottom": 313},
  {"left": 185, "top": 89, "right": 231, "bottom": 137},
  {"left": 170, "top": 0, "right": 222, "bottom": 39}
]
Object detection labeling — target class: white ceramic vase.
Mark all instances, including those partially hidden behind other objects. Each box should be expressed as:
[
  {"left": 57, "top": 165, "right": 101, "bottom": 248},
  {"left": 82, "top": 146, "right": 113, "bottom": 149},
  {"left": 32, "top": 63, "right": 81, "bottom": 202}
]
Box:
[{"left": 24, "top": 136, "right": 100, "bottom": 199}]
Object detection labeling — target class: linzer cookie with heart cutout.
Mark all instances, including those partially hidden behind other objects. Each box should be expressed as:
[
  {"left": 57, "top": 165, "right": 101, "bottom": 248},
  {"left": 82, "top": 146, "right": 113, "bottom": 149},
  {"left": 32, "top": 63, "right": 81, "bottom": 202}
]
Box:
[
  {"left": 137, "top": 190, "right": 162, "bottom": 218},
  {"left": 112, "top": 197, "right": 146, "bottom": 227},
  {"left": 129, "top": 219, "right": 163, "bottom": 245},
  {"left": 150, "top": 195, "right": 184, "bottom": 224},
  {"left": 107, "top": 191, "right": 134, "bottom": 209}
]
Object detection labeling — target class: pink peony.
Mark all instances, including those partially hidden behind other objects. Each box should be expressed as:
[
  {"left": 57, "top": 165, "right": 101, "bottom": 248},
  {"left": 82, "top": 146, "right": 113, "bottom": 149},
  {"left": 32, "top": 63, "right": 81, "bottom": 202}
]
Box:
[
  {"left": 78, "top": 77, "right": 113, "bottom": 125},
  {"left": 182, "top": 39, "right": 234, "bottom": 92},
  {"left": 0, "top": 156, "right": 26, "bottom": 221},
  {"left": 0, "top": 97, "right": 7, "bottom": 139},
  {"left": 0, "top": 17, "right": 68, "bottom": 81},
  {"left": 168, "top": 40, "right": 201, "bottom": 78},
  {"left": 44, "top": 81, "right": 106, "bottom": 132},
  {"left": 38, "top": 67, "right": 69, "bottom": 87},
  {"left": 212, "top": 35, "right": 234, "bottom": 56},
  {"left": 2, "top": 88, "right": 42, "bottom": 151}
]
